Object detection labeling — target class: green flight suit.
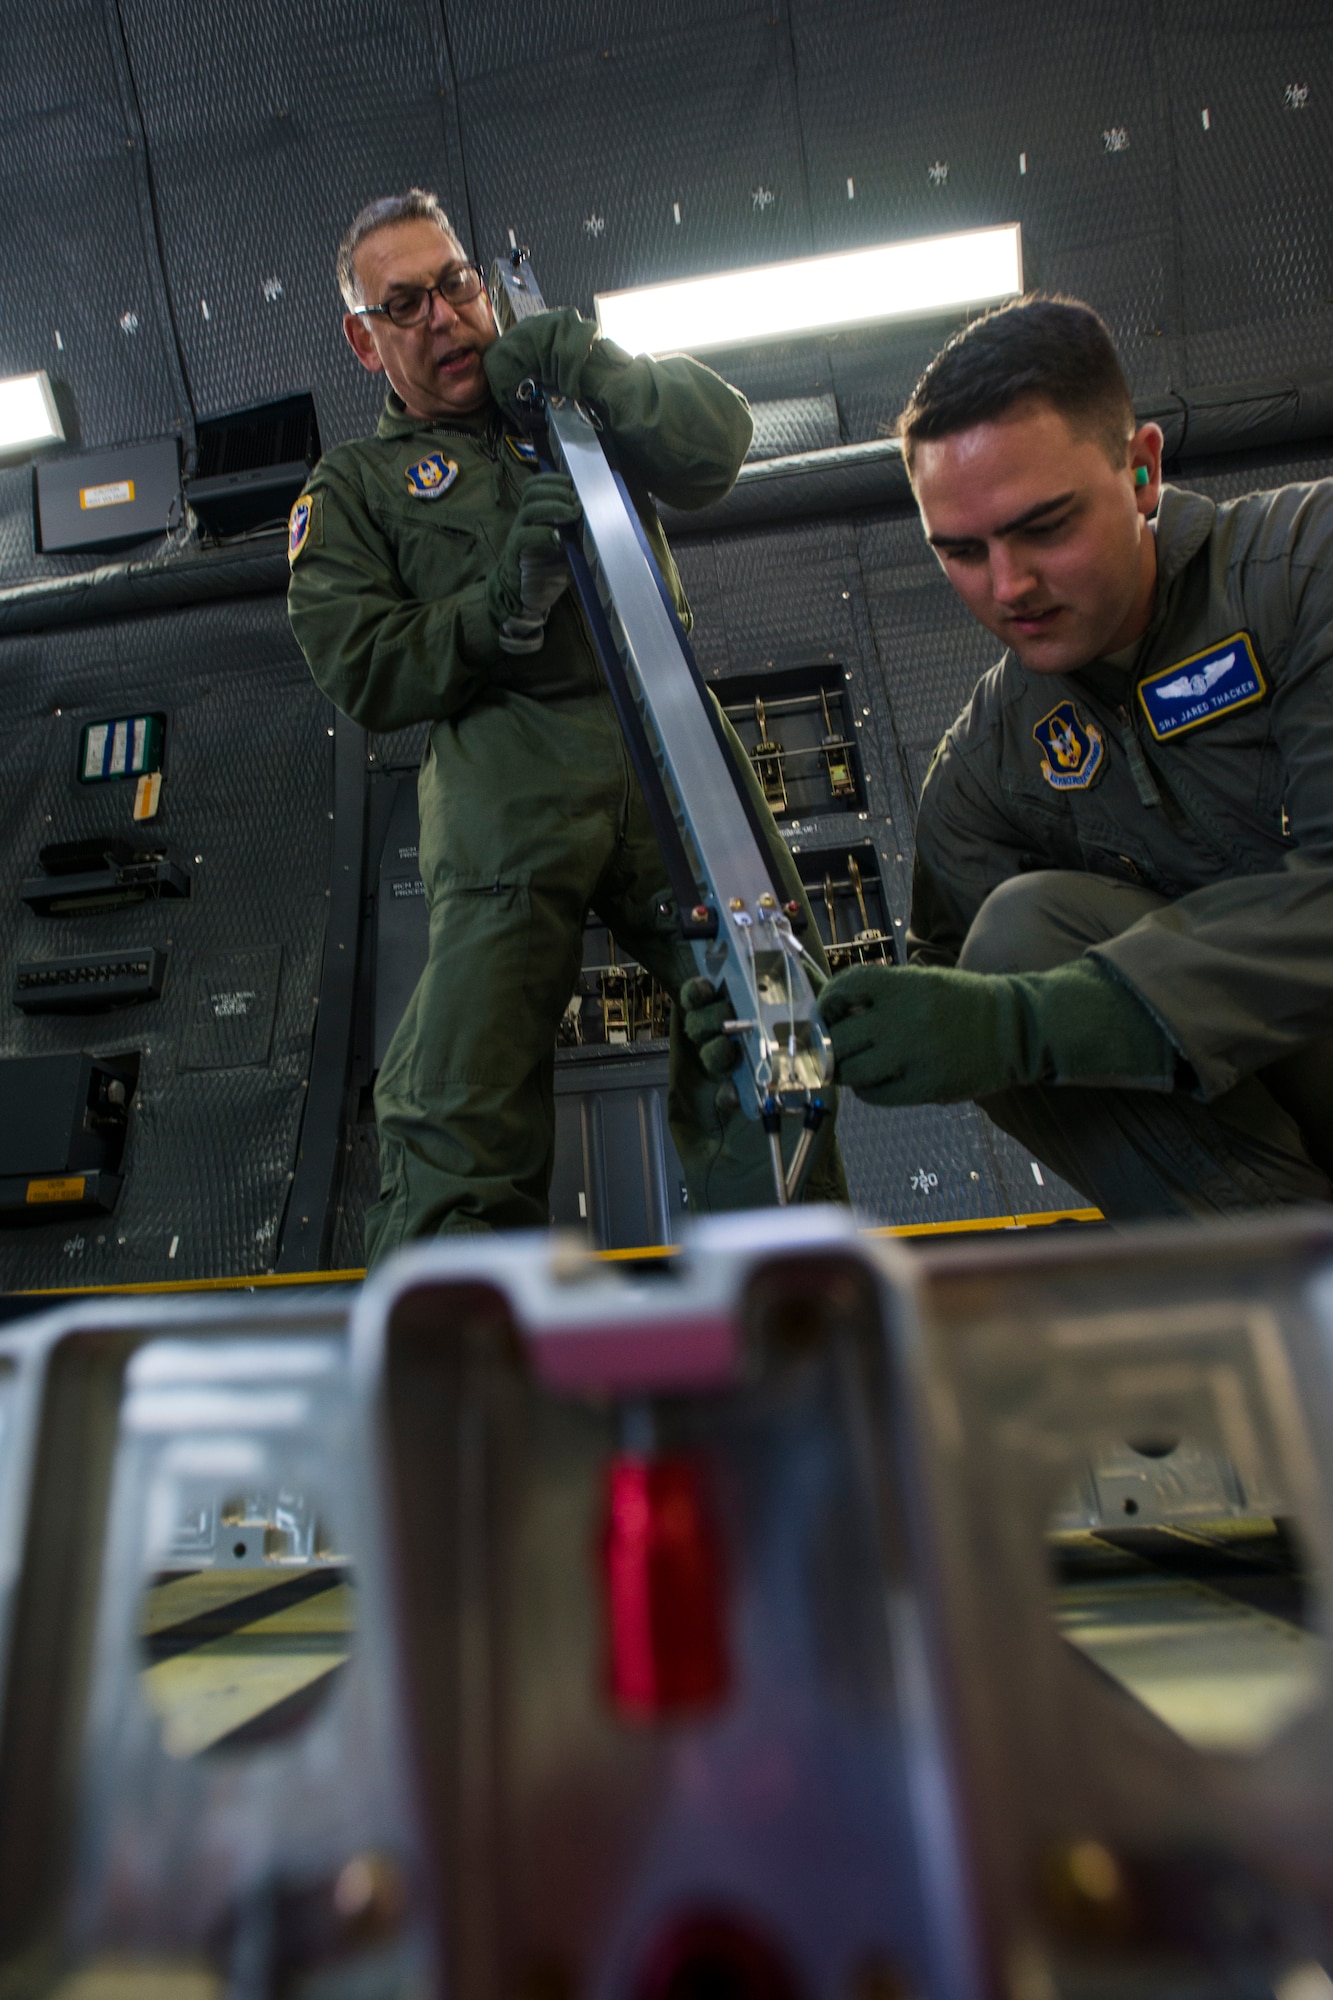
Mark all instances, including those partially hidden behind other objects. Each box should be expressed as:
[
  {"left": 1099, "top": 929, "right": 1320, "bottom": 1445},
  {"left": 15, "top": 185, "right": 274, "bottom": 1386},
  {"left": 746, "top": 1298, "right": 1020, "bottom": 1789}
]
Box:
[
  {"left": 909, "top": 480, "right": 1333, "bottom": 1219},
  {"left": 287, "top": 313, "right": 844, "bottom": 1255}
]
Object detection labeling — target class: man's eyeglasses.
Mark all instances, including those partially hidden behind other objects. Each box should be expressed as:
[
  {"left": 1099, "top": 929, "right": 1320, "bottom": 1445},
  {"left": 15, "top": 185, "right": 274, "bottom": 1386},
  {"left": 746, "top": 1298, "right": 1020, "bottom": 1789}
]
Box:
[{"left": 358, "top": 264, "right": 486, "bottom": 329}]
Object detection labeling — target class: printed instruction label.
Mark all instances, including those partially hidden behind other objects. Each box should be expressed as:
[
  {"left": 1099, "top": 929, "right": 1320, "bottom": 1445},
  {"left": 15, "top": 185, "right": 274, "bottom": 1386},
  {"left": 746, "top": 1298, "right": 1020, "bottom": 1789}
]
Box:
[
  {"left": 26, "top": 1176, "right": 87, "bottom": 1204},
  {"left": 79, "top": 479, "right": 136, "bottom": 510}
]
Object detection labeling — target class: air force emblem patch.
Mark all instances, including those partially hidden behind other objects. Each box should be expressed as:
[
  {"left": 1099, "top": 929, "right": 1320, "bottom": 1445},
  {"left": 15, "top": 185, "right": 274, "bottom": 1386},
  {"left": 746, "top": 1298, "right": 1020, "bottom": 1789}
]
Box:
[
  {"left": 1033, "top": 701, "right": 1104, "bottom": 791},
  {"left": 505, "top": 436, "right": 539, "bottom": 466},
  {"left": 287, "top": 493, "right": 314, "bottom": 565},
  {"left": 404, "top": 453, "right": 459, "bottom": 499},
  {"left": 1138, "top": 632, "right": 1266, "bottom": 740}
]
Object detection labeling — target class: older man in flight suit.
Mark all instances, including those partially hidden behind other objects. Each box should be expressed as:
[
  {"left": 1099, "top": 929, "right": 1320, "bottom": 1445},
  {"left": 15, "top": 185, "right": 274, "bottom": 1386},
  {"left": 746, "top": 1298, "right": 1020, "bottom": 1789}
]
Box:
[
  {"left": 817, "top": 297, "right": 1333, "bottom": 1218},
  {"left": 689, "top": 295, "right": 1333, "bottom": 1220},
  {"left": 287, "top": 189, "right": 843, "bottom": 1259}
]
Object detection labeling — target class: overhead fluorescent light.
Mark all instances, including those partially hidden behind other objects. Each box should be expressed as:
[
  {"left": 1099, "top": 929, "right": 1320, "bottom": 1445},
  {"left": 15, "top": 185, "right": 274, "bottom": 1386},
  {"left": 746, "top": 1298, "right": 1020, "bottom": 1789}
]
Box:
[
  {"left": 0, "top": 370, "right": 64, "bottom": 452},
  {"left": 596, "top": 224, "right": 1023, "bottom": 355}
]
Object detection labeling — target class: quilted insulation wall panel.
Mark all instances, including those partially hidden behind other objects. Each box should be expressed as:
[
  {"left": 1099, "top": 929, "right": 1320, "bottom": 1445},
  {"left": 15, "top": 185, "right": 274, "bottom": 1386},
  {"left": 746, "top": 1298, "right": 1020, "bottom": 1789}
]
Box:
[
  {"left": 112, "top": 0, "right": 468, "bottom": 445},
  {"left": 2, "top": 1, "right": 1329, "bottom": 460},
  {"left": 0, "top": 594, "right": 333, "bottom": 1288}
]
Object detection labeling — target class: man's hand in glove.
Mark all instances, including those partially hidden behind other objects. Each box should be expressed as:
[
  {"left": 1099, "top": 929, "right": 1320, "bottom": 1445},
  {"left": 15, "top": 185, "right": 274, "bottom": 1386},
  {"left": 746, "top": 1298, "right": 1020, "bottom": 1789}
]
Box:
[
  {"left": 484, "top": 308, "right": 600, "bottom": 421},
  {"left": 680, "top": 976, "right": 744, "bottom": 1111},
  {"left": 487, "top": 472, "right": 581, "bottom": 655},
  {"left": 819, "top": 958, "right": 1176, "bottom": 1106}
]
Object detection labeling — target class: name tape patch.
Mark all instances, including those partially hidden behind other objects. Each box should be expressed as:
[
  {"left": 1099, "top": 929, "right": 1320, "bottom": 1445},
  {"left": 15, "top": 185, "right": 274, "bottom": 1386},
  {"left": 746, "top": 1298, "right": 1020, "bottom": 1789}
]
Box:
[
  {"left": 405, "top": 452, "right": 458, "bottom": 499},
  {"left": 1138, "top": 632, "right": 1266, "bottom": 741},
  {"left": 1033, "top": 701, "right": 1104, "bottom": 790}
]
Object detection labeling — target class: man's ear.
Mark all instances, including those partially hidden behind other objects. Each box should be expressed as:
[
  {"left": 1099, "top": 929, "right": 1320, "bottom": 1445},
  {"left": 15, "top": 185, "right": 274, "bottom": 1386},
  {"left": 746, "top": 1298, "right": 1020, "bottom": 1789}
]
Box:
[
  {"left": 344, "top": 310, "right": 385, "bottom": 376},
  {"left": 1129, "top": 421, "right": 1165, "bottom": 514}
]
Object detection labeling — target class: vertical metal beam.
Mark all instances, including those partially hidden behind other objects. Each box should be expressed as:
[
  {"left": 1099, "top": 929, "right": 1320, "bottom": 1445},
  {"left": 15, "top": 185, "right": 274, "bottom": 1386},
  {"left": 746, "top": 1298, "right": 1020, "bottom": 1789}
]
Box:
[{"left": 276, "top": 712, "right": 366, "bottom": 1272}]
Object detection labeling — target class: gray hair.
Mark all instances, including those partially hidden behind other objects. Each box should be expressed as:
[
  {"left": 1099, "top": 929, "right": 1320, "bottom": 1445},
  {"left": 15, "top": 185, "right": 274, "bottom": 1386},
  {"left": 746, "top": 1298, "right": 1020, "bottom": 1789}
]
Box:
[{"left": 336, "top": 189, "right": 463, "bottom": 310}]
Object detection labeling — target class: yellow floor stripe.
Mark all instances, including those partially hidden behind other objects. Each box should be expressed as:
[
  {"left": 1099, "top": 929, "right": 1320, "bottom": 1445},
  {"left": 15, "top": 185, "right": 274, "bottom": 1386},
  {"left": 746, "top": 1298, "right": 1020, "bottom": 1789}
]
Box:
[
  {"left": 143, "top": 1582, "right": 354, "bottom": 1759},
  {"left": 16, "top": 1207, "right": 1104, "bottom": 1299},
  {"left": 1054, "top": 1570, "right": 1321, "bottom": 1753},
  {"left": 141, "top": 1565, "right": 335, "bottom": 1637}
]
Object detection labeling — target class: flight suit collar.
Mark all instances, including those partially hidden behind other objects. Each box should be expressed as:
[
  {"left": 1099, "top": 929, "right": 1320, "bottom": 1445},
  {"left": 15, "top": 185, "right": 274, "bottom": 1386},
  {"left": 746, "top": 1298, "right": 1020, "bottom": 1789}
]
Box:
[
  {"left": 1152, "top": 484, "right": 1216, "bottom": 587},
  {"left": 1070, "top": 486, "right": 1219, "bottom": 688},
  {"left": 375, "top": 390, "right": 499, "bottom": 442}
]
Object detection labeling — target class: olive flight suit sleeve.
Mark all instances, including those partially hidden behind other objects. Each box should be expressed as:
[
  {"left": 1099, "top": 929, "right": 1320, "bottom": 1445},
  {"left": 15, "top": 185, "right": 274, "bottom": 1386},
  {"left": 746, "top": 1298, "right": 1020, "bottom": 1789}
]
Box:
[
  {"left": 1093, "top": 487, "right": 1333, "bottom": 1098},
  {"left": 483, "top": 308, "right": 753, "bottom": 510},
  {"left": 287, "top": 459, "right": 502, "bottom": 734},
  {"left": 906, "top": 696, "right": 1035, "bottom": 968}
]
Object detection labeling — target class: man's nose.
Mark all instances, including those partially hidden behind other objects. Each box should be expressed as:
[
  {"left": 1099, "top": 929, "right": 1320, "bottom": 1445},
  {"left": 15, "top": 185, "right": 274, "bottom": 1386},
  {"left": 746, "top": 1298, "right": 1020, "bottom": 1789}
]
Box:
[
  {"left": 989, "top": 542, "right": 1039, "bottom": 604},
  {"left": 427, "top": 286, "right": 460, "bottom": 331}
]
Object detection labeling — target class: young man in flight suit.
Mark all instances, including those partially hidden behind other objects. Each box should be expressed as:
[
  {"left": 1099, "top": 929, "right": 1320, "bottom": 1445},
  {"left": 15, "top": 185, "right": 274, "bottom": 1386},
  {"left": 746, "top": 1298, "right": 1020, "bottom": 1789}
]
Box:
[
  {"left": 287, "top": 189, "right": 843, "bottom": 1260},
  {"left": 688, "top": 296, "right": 1333, "bottom": 1220}
]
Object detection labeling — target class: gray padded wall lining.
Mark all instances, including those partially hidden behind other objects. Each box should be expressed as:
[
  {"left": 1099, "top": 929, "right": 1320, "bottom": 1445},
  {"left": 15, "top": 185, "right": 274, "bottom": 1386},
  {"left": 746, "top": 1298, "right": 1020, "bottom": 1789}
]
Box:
[
  {"left": 789, "top": 0, "right": 1179, "bottom": 404},
  {"left": 0, "top": 1, "right": 185, "bottom": 448},
  {"left": 455, "top": 11, "right": 812, "bottom": 320},
  {"left": 1163, "top": 1, "right": 1333, "bottom": 384},
  {"left": 1, "top": 3, "right": 1329, "bottom": 480},
  {"left": 114, "top": 0, "right": 467, "bottom": 445},
  {"left": 0, "top": 596, "right": 332, "bottom": 1287}
]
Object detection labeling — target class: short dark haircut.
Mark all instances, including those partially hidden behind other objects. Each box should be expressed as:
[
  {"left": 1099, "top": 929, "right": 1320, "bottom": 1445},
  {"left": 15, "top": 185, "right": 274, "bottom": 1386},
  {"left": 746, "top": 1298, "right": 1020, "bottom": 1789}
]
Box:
[{"left": 898, "top": 295, "right": 1135, "bottom": 472}]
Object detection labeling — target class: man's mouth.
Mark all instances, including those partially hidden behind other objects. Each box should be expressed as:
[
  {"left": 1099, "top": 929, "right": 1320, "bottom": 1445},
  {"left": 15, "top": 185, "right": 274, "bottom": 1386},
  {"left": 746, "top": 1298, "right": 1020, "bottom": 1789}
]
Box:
[
  {"left": 437, "top": 344, "right": 477, "bottom": 375},
  {"left": 1009, "top": 607, "right": 1062, "bottom": 636}
]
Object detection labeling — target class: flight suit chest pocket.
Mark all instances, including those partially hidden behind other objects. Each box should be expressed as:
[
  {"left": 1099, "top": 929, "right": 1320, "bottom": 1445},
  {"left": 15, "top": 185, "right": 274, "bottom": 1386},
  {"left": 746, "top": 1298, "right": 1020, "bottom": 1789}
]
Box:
[{"left": 391, "top": 501, "right": 487, "bottom": 602}]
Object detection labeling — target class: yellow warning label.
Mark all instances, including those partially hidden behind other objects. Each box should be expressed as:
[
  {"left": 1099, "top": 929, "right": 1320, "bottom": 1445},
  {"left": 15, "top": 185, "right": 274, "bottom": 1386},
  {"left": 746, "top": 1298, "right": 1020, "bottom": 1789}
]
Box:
[
  {"left": 26, "top": 1176, "right": 86, "bottom": 1205},
  {"left": 79, "top": 479, "right": 135, "bottom": 510},
  {"left": 133, "top": 771, "right": 162, "bottom": 820}
]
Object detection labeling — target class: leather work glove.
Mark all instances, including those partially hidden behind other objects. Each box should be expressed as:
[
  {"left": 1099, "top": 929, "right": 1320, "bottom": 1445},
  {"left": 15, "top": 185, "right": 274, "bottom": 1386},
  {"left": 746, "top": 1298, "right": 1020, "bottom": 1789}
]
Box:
[
  {"left": 819, "top": 957, "right": 1176, "bottom": 1106},
  {"left": 488, "top": 472, "right": 581, "bottom": 655},
  {"left": 484, "top": 307, "right": 600, "bottom": 421}
]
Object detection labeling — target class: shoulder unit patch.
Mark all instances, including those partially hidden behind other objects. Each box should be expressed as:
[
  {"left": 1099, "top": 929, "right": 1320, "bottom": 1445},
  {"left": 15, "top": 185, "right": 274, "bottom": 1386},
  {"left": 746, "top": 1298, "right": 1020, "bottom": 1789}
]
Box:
[
  {"left": 287, "top": 492, "right": 316, "bottom": 564},
  {"left": 1138, "top": 631, "right": 1266, "bottom": 741},
  {"left": 405, "top": 452, "right": 459, "bottom": 499},
  {"left": 1033, "top": 701, "right": 1104, "bottom": 791}
]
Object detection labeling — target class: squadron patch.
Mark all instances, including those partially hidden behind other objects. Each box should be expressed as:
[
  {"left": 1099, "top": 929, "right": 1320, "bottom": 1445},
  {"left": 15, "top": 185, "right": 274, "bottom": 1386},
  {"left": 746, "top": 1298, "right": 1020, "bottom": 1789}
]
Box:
[
  {"left": 287, "top": 492, "right": 316, "bottom": 564},
  {"left": 1138, "top": 632, "right": 1266, "bottom": 741},
  {"left": 505, "top": 435, "right": 540, "bottom": 466},
  {"left": 1033, "top": 701, "right": 1104, "bottom": 791},
  {"left": 404, "top": 452, "right": 459, "bottom": 499}
]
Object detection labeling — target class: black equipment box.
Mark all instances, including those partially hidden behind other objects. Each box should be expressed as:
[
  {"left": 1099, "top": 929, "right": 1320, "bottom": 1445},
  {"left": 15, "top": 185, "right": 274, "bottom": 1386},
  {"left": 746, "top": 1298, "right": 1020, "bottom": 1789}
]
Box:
[
  {"left": 36, "top": 439, "right": 182, "bottom": 553},
  {"left": 13, "top": 948, "right": 167, "bottom": 1014},
  {"left": 0, "top": 1051, "right": 138, "bottom": 1218},
  {"left": 185, "top": 392, "right": 320, "bottom": 536},
  {"left": 21, "top": 838, "right": 190, "bottom": 917}
]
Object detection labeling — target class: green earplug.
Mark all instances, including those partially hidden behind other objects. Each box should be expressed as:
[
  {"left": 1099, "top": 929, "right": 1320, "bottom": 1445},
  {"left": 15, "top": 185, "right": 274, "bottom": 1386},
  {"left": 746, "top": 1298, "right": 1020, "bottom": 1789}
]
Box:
[{"left": 1134, "top": 465, "right": 1150, "bottom": 487}]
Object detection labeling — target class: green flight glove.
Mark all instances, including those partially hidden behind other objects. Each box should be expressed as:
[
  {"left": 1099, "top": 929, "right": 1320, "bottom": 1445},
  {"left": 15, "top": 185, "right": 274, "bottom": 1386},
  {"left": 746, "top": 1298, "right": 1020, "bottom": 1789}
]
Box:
[
  {"left": 680, "top": 976, "right": 740, "bottom": 1077},
  {"left": 487, "top": 472, "right": 581, "bottom": 654},
  {"left": 819, "top": 957, "right": 1176, "bottom": 1106},
  {"left": 483, "top": 308, "right": 600, "bottom": 421},
  {"left": 680, "top": 975, "right": 745, "bottom": 1112}
]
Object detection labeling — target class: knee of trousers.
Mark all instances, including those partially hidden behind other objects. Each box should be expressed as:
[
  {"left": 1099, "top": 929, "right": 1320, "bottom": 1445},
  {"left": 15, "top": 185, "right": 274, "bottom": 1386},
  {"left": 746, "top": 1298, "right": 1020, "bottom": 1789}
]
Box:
[{"left": 958, "top": 870, "right": 1167, "bottom": 976}]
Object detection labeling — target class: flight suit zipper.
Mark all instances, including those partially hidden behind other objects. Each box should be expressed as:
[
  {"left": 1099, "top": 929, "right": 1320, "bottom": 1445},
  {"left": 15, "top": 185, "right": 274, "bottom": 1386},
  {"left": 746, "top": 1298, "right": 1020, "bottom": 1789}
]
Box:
[{"left": 1117, "top": 704, "right": 1162, "bottom": 809}]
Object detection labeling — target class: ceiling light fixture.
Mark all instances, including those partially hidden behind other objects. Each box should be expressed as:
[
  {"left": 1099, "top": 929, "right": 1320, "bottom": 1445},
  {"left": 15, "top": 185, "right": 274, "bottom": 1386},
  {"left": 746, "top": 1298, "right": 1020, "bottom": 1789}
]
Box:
[
  {"left": 0, "top": 370, "right": 64, "bottom": 453},
  {"left": 595, "top": 224, "right": 1023, "bottom": 355}
]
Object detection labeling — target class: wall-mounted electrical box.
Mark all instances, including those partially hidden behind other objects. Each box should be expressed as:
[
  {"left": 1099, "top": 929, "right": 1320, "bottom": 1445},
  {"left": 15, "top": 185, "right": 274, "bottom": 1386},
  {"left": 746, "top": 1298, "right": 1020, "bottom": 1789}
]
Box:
[
  {"left": 186, "top": 393, "right": 321, "bottom": 536},
  {"left": 36, "top": 439, "right": 181, "bottom": 552},
  {"left": 0, "top": 1051, "right": 138, "bottom": 1218}
]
